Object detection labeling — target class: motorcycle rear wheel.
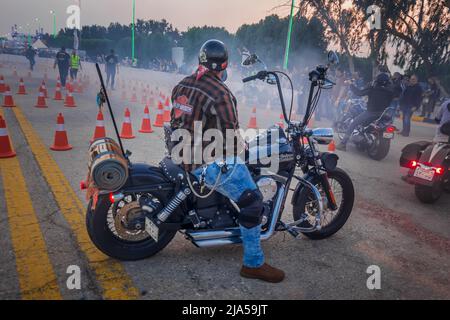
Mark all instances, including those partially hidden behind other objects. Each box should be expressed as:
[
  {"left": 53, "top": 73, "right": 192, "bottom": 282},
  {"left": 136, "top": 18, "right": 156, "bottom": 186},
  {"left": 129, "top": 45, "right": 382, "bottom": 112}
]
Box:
[
  {"left": 367, "top": 137, "right": 390, "bottom": 161},
  {"left": 86, "top": 192, "right": 177, "bottom": 261},
  {"left": 415, "top": 184, "right": 442, "bottom": 204}
]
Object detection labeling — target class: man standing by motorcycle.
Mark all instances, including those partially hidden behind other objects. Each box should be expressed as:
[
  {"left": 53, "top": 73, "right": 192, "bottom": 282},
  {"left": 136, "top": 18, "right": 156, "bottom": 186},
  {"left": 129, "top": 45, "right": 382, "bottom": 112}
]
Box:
[
  {"left": 337, "top": 73, "right": 395, "bottom": 151},
  {"left": 434, "top": 98, "right": 450, "bottom": 143},
  {"left": 159, "top": 39, "right": 285, "bottom": 283}
]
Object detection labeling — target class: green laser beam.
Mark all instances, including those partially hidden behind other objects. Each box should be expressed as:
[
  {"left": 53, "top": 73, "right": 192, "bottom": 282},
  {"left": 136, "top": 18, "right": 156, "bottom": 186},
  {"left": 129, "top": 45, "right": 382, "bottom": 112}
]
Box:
[
  {"left": 132, "top": 0, "right": 135, "bottom": 61},
  {"left": 283, "top": 0, "right": 296, "bottom": 70}
]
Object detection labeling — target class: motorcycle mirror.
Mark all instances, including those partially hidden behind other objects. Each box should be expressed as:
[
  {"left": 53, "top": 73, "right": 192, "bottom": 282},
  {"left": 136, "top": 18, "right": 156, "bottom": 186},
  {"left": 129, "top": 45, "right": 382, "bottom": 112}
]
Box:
[
  {"left": 327, "top": 51, "right": 339, "bottom": 65},
  {"left": 242, "top": 52, "right": 259, "bottom": 67}
]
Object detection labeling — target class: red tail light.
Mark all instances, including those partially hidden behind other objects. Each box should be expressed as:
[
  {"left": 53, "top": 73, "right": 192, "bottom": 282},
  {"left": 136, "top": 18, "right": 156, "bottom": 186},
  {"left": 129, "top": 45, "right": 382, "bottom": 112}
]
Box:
[
  {"left": 410, "top": 160, "right": 418, "bottom": 168},
  {"left": 386, "top": 126, "right": 396, "bottom": 133},
  {"left": 435, "top": 166, "right": 444, "bottom": 175},
  {"left": 80, "top": 181, "right": 87, "bottom": 190},
  {"left": 109, "top": 192, "right": 115, "bottom": 203}
]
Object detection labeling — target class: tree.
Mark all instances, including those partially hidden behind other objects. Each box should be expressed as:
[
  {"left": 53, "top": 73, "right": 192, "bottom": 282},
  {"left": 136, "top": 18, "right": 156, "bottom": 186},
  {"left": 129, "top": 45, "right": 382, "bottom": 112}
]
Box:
[
  {"left": 298, "top": 0, "right": 366, "bottom": 73},
  {"left": 381, "top": 0, "right": 449, "bottom": 76}
]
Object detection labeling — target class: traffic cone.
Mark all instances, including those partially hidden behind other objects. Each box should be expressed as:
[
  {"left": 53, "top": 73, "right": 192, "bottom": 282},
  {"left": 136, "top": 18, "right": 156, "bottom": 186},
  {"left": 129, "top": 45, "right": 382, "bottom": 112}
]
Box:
[
  {"left": 53, "top": 83, "right": 63, "bottom": 101},
  {"left": 35, "top": 91, "right": 48, "bottom": 108},
  {"left": 50, "top": 113, "right": 72, "bottom": 151},
  {"left": 17, "top": 78, "right": 27, "bottom": 95},
  {"left": 64, "top": 89, "right": 77, "bottom": 107},
  {"left": 277, "top": 113, "right": 284, "bottom": 129},
  {"left": 91, "top": 111, "right": 107, "bottom": 143},
  {"left": 130, "top": 89, "right": 138, "bottom": 103},
  {"left": 163, "top": 97, "right": 171, "bottom": 122},
  {"left": 153, "top": 102, "right": 165, "bottom": 127},
  {"left": 328, "top": 140, "right": 336, "bottom": 152},
  {"left": 0, "top": 75, "right": 5, "bottom": 93},
  {"left": 141, "top": 93, "right": 147, "bottom": 105},
  {"left": 139, "top": 105, "right": 154, "bottom": 133},
  {"left": 247, "top": 107, "right": 258, "bottom": 129},
  {"left": 0, "top": 116, "right": 16, "bottom": 158},
  {"left": 40, "top": 81, "right": 48, "bottom": 98},
  {"left": 120, "top": 108, "right": 135, "bottom": 139},
  {"left": 2, "top": 85, "right": 15, "bottom": 107}
]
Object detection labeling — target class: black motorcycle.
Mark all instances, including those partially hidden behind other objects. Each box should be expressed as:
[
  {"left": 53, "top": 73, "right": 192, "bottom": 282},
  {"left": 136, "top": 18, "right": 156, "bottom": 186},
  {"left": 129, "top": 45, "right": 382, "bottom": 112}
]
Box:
[
  {"left": 83, "top": 52, "right": 355, "bottom": 261},
  {"left": 334, "top": 102, "right": 397, "bottom": 160},
  {"left": 400, "top": 122, "right": 450, "bottom": 203}
]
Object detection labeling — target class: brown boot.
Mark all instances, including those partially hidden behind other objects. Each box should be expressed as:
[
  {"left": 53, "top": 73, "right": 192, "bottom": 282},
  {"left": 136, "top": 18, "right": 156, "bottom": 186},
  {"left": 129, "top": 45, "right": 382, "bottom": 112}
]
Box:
[{"left": 240, "top": 263, "right": 285, "bottom": 283}]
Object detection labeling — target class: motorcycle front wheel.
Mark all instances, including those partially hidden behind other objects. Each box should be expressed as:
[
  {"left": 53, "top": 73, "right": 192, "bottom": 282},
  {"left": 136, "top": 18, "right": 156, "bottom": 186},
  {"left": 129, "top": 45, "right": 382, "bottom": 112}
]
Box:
[
  {"left": 293, "top": 168, "right": 355, "bottom": 240},
  {"left": 86, "top": 192, "right": 177, "bottom": 261}
]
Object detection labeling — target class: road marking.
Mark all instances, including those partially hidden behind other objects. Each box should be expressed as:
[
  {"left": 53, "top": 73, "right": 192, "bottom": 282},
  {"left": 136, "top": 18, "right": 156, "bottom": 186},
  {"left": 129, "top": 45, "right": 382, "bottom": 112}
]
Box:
[
  {"left": 12, "top": 107, "right": 139, "bottom": 300},
  {"left": 0, "top": 110, "right": 62, "bottom": 299}
]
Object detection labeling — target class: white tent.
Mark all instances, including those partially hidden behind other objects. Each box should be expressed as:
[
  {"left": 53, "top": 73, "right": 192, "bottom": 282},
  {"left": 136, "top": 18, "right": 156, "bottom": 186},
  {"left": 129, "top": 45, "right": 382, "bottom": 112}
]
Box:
[{"left": 32, "top": 39, "right": 47, "bottom": 49}]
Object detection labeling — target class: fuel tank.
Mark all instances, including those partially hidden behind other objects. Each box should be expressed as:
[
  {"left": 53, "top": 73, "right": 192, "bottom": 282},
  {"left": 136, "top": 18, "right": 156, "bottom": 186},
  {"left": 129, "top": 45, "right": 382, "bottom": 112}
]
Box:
[{"left": 246, "top": 126, "right": 294, "bottom": 171}]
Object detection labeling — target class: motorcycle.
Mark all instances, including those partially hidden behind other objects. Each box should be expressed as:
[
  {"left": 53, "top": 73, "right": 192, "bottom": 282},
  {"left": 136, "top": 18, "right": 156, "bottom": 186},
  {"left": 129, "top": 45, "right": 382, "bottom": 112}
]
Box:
[
  {"left": 83, "top": 52, "right": 355, "bottom": 261},
  {"left": 334, "top": 101, "right": 397, "bottom": 161},
  {"left": 400, "top": 123, "right": 450, "bottom": 203}
]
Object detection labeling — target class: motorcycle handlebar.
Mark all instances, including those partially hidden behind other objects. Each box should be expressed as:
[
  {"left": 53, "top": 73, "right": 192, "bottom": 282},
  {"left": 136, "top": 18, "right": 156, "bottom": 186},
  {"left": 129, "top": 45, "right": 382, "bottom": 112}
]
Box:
[{"left": 242, "top": 71, "right": 268, "bottom": 83}]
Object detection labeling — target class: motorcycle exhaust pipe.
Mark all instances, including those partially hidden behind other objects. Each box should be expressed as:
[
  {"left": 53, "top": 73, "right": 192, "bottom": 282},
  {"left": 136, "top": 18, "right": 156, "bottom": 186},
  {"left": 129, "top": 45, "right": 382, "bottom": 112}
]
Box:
[{"left": 189, "top": 185, "right": 286, "bottom": 248}]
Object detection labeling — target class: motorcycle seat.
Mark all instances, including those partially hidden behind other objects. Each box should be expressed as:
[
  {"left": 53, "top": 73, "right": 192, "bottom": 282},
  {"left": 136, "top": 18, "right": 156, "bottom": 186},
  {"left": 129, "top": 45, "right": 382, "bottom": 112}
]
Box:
[{"left": 159, "top": 156, "right": 187, "bottom": 183}]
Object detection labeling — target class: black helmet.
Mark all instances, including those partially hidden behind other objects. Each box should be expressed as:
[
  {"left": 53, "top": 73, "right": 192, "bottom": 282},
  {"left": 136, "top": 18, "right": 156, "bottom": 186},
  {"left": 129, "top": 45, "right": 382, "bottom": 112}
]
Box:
[
  {"left": 375, "top": 72, "right": 390, "bottom": 86},
  {"left": 198, "top": 39, "right": 228, "bottom": 72}
]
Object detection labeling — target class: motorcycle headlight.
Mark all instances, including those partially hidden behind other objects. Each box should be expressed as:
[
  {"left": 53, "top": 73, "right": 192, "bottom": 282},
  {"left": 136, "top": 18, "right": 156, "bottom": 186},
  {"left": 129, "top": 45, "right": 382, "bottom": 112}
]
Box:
[{"left": 321, "top": 152, "right": 339, "bottom": 171}]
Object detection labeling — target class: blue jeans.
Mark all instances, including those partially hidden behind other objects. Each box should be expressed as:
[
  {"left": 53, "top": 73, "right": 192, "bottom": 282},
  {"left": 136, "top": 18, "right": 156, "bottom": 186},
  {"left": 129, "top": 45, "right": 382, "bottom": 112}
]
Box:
[
  {"left": 192, "top": 157, "right": 265, "bottom": 268},
  {"left": 401, "top": 107, "right": 413, "bottom": 136}
]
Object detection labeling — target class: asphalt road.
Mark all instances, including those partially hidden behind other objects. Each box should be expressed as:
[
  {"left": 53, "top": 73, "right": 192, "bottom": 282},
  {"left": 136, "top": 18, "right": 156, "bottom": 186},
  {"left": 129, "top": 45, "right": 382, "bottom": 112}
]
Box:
[{"left": 0, "top": 55, "right": 449, "bottom": 300}]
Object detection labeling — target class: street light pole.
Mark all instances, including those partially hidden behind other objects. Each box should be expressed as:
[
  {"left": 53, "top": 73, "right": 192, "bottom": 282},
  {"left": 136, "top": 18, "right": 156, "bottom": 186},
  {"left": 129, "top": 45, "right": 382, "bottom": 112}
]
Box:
[
  {"left": 132, "top": 0, "right": 136, "bottom": 63},
  {"left": 283, "top": 0, "right": 296, "bottom": 70},
  {"left": 50, "top": 10, "right": 56, "bottom": 38}
]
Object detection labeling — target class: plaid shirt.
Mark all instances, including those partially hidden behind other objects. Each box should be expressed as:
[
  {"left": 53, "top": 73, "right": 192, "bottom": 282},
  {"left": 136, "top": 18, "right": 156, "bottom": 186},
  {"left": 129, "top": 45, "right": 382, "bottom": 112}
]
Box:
[{"left": 171, "top": 71, "right": 240, "bottom": 169}]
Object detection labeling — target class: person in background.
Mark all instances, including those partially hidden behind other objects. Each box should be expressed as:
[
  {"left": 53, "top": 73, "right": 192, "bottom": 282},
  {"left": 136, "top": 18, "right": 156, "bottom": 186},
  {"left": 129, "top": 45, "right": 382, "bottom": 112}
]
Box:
[
  {"left": 399, "top": 74, "right": 423, "bottom": 137},
  {"left": 25, "top": 45, "right": 36, "bottom": 71},
  {"left": 69, "top": 49, "right": 82, "bottom": 81},
  {"left": 54, "top": 46, "right": 70, "bottom": 87},
  {"left": 421, "top": 77, "right": 441, "bottom": 119},
  {"left": 434, "top": 98, "right": 450, "bottom": 143},
  {"left": 336, "top": 73, "right": 395, "bottom": 151},
  {"left": 390, "top": 72, "right": 404, "bottom": 116},
  {"left": 105, "top": 49, "right": 119, "bottom": 90}
]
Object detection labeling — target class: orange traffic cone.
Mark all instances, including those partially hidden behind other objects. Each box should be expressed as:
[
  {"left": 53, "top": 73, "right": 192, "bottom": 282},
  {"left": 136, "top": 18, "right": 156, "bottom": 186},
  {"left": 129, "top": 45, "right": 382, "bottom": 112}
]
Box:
[
  {"left": 130, "top": 90, "right": 138, "bottom": 103},
  {"left": 153, "top": 102, "right": 165, "bottom": 127},
  {"left": 163, "top": 97, "right": 171, "bottom": 122},
  {"left": 53, "top": 83, "right": 63, "bottom": 101},
  {"left": 0, "top": 75, "right": 5, "bottom": 93},
  {"left": 91, "top": 111, "right": 107, "bottom": 143},
  {"left": 120, "top": 108, "right": 135, "bottom": 139},
  {"left": 247, "top": 107, "right": 258, "bottom": 129},
  {"left": 35, "top": 91, "right": 48, "bottom": 108},
  {"left": 2, "top": 85, "right": 15, "bottom": 107},
  {"left": 64, "top": 89, "right": 77, "bottom": 107},
  {"left": 0, "top": 116, "right": 16, "bottom": 158},
  {"left": 328, "top": 140, "right": 336, "bottom": 152},
  {"left": 50, "top": 113, "right": 72, "bottom": 151},
  {"left": 139, "top": 105, "right": 154, "bottom": 133},
  {"left": 40, "top": 81, "right": 48, "bottom": 98},
  {"left": 277, "top": 113, "right": 284, "bottom": 129},
  {"left": 17, "top": 78, "right": 27, "bottom": 95}
]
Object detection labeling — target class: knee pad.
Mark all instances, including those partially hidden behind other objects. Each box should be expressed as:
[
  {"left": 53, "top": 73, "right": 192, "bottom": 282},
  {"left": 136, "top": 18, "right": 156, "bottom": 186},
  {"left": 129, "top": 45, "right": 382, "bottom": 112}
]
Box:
[{"left": 237, "top": 189, "right": 263, "bottom": 229}]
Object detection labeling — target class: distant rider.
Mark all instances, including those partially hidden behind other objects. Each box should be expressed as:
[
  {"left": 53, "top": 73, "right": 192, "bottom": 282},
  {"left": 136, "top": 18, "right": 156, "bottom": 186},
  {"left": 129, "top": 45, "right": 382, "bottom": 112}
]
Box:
[
  {"left": 337, "top": 73, "right": 396, "bottom": 151},
  {"left": 25, "top": 45, "right": 37, "bottom": 71}
]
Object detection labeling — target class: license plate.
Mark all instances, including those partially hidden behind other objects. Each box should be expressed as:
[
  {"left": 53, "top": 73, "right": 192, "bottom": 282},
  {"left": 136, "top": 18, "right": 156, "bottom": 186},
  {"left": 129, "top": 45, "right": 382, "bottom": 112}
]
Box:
[
  {"left": 383, "top": 132, "right": 394, "bottom": 139},
  {"left": 145, "top": 217, "right": 159, "bottom": 242},
  {"left": 414, "top": 166, "right": 435, "bottom": 181}
]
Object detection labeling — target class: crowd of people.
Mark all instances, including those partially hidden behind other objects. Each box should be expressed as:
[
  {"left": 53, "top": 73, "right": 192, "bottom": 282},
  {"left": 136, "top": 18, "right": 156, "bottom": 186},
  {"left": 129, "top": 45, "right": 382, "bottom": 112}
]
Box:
[{"left": 293, "top": 66, "right": 447, "bottom": 138}]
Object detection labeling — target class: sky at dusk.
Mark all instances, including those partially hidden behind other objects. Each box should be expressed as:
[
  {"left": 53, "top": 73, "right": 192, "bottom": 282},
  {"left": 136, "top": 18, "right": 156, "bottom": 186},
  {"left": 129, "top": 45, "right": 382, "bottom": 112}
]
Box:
[{"left": 0, "top": 0, "right": 291, "bottom": 36}]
